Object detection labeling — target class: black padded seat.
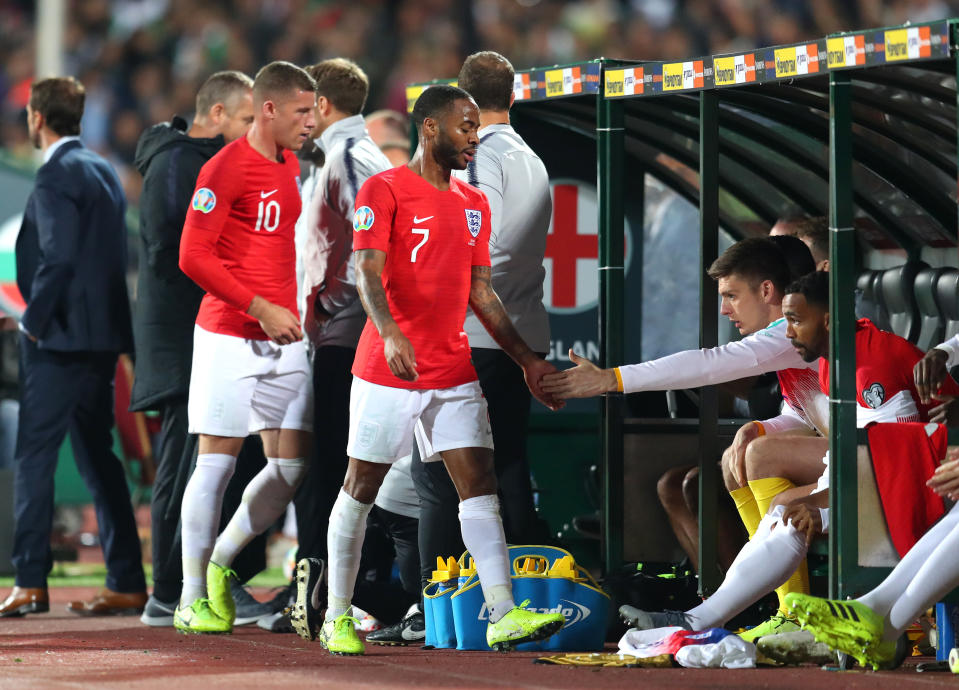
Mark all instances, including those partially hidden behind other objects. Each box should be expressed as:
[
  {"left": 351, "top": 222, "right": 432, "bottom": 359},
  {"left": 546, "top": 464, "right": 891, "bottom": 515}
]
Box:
[
  {"left": 879, "top": 261, "right": 927, "bottom": 343},
  {"left": 937, "top": 268, "right": 959, "bottom": 341},
  {"left": 914, "top": 266, "right": 947, "bottom": 352},
  {"left": 855, "top": 269, "right": 888, "bottom": 330}
]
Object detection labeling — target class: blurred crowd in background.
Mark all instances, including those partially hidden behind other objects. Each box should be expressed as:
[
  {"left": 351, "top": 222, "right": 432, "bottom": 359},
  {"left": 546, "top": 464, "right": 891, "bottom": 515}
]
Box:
[{"left": 0, "top": 0, "right": 956, "bottom": 199}]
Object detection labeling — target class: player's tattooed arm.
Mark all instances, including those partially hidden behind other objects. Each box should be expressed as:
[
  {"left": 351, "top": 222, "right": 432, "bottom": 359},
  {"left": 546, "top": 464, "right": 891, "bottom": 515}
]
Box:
[
  {"left": 355, "top": 248, "right": 418, "bottom": 381},
  {"left": 469, "top": 266, "right": 534, "bottom": 362},
  {"left": 355, "top": 249, "right": 393, "bottom": 330},
  {"left": 470, "top": 265, "right": 563, "bottom": 410}
]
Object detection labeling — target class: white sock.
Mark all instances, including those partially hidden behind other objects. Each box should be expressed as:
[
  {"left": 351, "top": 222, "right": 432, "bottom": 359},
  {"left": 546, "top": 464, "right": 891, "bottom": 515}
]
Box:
[
  {"left": 211, "top": 457, "right": 308, "bottom": 569},
  {"left": 686, "top": 511, "right": 807, "bottom": 629},
  {"left": 459, "top": 494, "right": 514, "bottom": 623},
  {"left": 180, "top": 453, "right": 236, "bottom": 607},
  {"left": 859, "top": 502, "right": 959, "bottom": 640},
  {"left": 326, "top": 488, "right": 372, "bottom": 621}
]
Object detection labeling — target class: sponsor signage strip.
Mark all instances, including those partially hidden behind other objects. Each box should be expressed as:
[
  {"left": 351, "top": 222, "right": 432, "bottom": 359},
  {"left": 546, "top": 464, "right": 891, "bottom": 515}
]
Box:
[
  {"left": 407, "top": 63, "right": 602, "bottom": 111},
  {"left": 407, "top": 21, "right": 952, "bottom": 105},
  {"left": 602, "top": 19, "right": 951, "bottom": 99}
]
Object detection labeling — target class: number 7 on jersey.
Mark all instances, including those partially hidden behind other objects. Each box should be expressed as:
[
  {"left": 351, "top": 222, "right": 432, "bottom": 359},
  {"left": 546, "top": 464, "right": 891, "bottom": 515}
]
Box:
[{"left": 411, "top": 227, "right": 429, "bottom": 262}]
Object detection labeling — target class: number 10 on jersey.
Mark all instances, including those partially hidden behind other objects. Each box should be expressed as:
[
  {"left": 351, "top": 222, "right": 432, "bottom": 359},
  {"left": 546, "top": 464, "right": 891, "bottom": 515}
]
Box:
[{"left": 255, "top": 199, "right": 281, "bottom": 232}]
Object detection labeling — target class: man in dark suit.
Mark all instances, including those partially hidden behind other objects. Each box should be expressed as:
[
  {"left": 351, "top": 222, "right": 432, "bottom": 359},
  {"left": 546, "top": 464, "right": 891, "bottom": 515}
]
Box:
[{"left": 0, "top": 76, "right": 147, "bottom": 617}]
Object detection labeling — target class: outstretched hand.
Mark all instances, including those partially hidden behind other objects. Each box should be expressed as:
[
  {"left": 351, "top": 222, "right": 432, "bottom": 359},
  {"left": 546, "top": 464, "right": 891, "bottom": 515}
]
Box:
[
  {"left": 540, "top": 349, "right": 618, "bottom": 399},
  {"left": 523, "top": 358, "right": 565, "bottom": 411}
]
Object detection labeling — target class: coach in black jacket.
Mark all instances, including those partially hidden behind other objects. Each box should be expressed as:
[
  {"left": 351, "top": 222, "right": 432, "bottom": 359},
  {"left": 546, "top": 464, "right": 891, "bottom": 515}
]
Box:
[
  {"left": 0, "top": 77, "right": 146, "bottom": 617},
  {"left": 131, "top": 71, "right": 277, "bottom": 626}
]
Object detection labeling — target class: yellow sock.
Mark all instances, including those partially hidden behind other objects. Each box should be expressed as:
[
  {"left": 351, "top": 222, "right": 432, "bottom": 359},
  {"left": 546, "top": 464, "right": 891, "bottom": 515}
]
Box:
[
  {"left": 748, "top": 476, "right": 809, "bottom": 616},
  {"left": 748, "top": 476, "right": 795, "bottom": 519},
  {"left": 729, "top": 486, "right": 761, "bottom": 538},
  {"left": 774, "top": 561, "right": 810, "bottom": 616}
]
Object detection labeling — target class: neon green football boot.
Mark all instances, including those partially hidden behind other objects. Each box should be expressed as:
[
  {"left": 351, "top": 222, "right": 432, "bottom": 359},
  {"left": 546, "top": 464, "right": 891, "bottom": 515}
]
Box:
[
  {"left": 786, "top": 593, "right": 885, "bottom": 667},
  {"left": 738, "top": 612, "right": 801, "bottom": 643},
  {"left": 863, "top": 638, "right": 899, "bottom": 671},
  {"left": 486, "top": 599, "right": 566, "bottom": 651},
  {"left": 319, "top": 611, "right": 364, "bottom": 655},
  {"left": 173, "top": 598, "right": 232, "bottom": 635},
  {"left": 207, "top": 561, "right": 238, "bottom": 626}
]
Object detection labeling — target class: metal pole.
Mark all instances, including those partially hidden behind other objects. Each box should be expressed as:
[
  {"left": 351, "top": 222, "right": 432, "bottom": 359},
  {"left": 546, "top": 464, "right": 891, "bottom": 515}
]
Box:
[
  {"left": 36, "top": 0, "right": 65, "bottom": 78},
  {"left": 597, "top": 77, "right": 625, "bottom": 576},
  {"left": 827, "top": 70, "right": 858, "bottom": 600},
  {"left": 697, "top": 90, "right": 720, "bottom": 595}
]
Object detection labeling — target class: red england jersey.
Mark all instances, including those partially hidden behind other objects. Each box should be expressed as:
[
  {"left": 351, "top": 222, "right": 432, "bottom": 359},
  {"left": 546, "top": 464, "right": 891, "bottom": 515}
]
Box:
[
  {"left": 351, "top": 166, "right": 492, "bottom": 389},
  {"left": 777, "top": 367, "right": 825, "bottom": 433},
  {"left": 179, "top": 135, "right": 301, "bottom": 340},
  {"left": 818, "top": 319, "right": 959, "bottom": 424}
]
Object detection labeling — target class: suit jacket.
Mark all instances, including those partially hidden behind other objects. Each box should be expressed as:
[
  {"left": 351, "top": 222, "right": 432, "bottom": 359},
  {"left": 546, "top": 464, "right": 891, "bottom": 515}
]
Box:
[{"left": 16, "top": 139, "right": 133, "bottom": 353}]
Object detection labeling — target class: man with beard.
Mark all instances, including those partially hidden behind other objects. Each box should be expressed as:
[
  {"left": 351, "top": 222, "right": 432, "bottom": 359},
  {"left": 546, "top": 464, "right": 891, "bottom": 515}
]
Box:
[
  {"left": 317, "top": 84, "right": 566, "bottom": 655},
  {"left": 1, "top": 77, "right": 146, "bottom": 617}
]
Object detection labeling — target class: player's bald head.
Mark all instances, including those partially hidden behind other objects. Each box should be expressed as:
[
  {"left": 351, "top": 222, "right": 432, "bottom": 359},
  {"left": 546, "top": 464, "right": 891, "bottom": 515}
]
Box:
[
  {"left": 253, "top": 61, "right": 316, "bottom": 105},
  {"left": 458, "top": 51, "right": 514, "bottom": 111},
  {"left": 411, "top": 84, "right": 474, "bottom": 131}
]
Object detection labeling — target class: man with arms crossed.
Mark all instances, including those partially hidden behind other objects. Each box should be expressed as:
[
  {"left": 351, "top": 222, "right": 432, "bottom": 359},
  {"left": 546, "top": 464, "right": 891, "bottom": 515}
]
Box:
[
  {"left": 174, "top": 61, "right": 317, "bottom": 634},
  {"left": 318, "top": 84, "right": 565, "bottom": 656}
]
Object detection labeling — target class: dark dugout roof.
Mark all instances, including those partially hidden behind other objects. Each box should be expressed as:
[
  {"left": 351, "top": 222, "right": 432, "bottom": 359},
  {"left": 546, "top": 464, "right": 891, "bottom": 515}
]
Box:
[{"left": 408, "top": 20, "right": 958, "bottom": 255}]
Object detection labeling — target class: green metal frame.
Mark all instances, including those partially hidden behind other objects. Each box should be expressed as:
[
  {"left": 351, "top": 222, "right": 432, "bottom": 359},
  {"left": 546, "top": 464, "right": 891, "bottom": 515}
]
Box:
[
  {"left": 600, "top": 19, "right": 959, "bottom": 595},
  {"left": 697, "top": 90, "right": 721, "bottom": 593},
  {"left": 827, "top": 70, "right": 861, "bottom": 598},
  {"left": 597, "top": 95, "right": 626, "bottom": 574}
]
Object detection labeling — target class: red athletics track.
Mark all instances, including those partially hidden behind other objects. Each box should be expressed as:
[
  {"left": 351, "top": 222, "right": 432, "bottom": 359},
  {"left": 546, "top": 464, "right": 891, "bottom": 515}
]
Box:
[{"left": 1, "top": 587, "right": 957, "bottom": 690}]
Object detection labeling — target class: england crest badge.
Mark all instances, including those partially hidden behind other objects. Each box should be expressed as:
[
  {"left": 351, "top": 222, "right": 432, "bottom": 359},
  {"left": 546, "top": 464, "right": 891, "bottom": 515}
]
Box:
[{"left": 465, "top": 209, "right": 482, "bottom": 238}]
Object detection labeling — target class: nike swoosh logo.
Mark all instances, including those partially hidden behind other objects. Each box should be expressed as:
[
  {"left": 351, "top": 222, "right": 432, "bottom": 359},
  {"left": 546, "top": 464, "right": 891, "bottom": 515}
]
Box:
[
  {"left": 412, "top": 215, "right": 433, "bottom": 224},
  {"left": 261, "top": 189, "right": 278, "bottom": 198}
]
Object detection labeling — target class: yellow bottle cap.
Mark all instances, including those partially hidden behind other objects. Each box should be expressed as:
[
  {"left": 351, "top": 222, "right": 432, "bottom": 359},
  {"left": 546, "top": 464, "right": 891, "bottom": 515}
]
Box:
[
  {"left": 547, "top": 555, "right": 579, "bottom": 579},
  {"left": 430, "top": 556, "right": 460, "bottom": 582},
  {"left": 460, "top": 557, "right": 475, "bottom": 576},
  {"left": 520, "top": 556, "right": 547, "bottom": 575}
]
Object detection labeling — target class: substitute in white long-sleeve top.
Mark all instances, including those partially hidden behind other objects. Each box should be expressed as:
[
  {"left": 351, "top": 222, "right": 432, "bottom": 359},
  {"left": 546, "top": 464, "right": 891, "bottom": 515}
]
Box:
[{"left": 300, "top": 64, "right": 392, "bottom": 349}]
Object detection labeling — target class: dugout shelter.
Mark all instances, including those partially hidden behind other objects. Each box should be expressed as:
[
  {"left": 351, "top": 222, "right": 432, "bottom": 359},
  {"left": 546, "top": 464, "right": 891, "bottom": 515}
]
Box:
[
  {"left": 407, "top": 14, "right": 959, "bottom": 597},
  {"left": 412, "top": 19, "right": 959, "bottom": 602}
]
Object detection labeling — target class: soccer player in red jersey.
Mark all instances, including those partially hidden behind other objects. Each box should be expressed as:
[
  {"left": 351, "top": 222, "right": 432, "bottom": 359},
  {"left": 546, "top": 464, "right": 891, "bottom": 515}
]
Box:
[
  {"left": 314, "top": 85, "right": 564, "bottom": 655},
  {"left": 173, "top": 61, "right": 317, "bottom": 634}
]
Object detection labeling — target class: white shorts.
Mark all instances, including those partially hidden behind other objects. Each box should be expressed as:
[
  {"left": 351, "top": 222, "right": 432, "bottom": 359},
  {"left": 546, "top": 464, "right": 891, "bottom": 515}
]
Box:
[
  {"left": 347, "top": 377, "right": 493, "bottom": 464},
  {"left": 188, "top": 325, "right": 313, "bottom": 437}
]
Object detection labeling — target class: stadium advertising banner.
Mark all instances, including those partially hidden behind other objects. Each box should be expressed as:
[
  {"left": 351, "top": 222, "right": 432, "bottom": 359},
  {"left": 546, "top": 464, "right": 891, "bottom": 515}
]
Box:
[{"left": 603, "top": 20, "right": 950, "bottom": 98}]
